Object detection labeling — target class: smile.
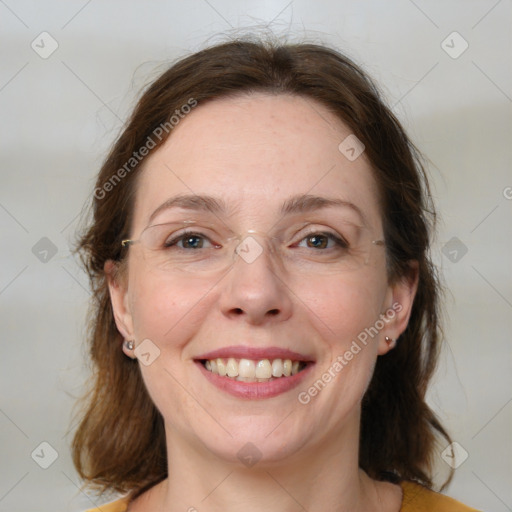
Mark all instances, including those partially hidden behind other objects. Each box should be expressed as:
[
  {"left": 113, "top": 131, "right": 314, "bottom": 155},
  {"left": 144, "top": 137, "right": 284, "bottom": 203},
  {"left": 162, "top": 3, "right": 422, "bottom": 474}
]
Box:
[
  {"left": 194, "top": 346, "right": 315, "bottom": 399},
  {"left": 201, "top": 357, "right": 308, "bottom": 382}
]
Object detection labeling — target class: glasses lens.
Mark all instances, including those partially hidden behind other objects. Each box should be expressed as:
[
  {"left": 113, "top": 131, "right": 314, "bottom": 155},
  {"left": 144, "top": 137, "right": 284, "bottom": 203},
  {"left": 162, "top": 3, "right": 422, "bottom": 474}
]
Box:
[{"left": 138, "top": 222, "right": 231, "bottom": 273}]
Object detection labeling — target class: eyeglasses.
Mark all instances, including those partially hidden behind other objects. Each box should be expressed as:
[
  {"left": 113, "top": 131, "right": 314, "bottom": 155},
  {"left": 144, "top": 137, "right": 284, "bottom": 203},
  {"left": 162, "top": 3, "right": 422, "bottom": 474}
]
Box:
[{"left": 121, "top": 220, "right": 385, "bottom": 275}]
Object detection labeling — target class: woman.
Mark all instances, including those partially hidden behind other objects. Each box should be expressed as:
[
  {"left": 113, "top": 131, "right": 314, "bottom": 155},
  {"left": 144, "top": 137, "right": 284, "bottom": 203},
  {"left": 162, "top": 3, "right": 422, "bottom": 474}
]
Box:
[{"left": 72, "top": 39, "right": 479, "bottom": 511}]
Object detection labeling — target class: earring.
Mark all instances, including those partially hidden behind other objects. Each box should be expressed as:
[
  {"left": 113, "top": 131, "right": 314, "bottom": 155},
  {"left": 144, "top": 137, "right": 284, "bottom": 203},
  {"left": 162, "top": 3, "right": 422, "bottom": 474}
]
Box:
[
  {"left": 124, "top": 340, "right": 135, "bottom": 350},
  {"left": 385, "top": 336, "right": 395, "bottom": 346}
]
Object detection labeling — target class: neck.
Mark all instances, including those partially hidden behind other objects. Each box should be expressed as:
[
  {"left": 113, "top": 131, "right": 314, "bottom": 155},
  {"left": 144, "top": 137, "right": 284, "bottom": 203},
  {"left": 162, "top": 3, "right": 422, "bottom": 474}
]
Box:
[{"left": 146, "top": 417, "right": 387, "bottom": 512}]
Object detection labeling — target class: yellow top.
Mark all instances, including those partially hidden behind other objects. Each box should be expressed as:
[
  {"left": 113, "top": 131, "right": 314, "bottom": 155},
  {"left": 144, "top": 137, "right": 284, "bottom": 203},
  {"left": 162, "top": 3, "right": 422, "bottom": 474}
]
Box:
[{"left": 86, "top": 481, "right": 481, "bottom": 511}]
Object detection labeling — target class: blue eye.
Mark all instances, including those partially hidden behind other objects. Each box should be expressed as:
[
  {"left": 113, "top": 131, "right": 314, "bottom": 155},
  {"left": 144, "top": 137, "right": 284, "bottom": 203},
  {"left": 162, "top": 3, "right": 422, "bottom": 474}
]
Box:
[
  {"left": 298, "top": 232, "right": 348, "bottom": 250},
  {"left": 164, "top": 231, "right": 215, "bottom": 249},
  {"left": 180, "top": 235, "right": 205, "bottom": 249}
]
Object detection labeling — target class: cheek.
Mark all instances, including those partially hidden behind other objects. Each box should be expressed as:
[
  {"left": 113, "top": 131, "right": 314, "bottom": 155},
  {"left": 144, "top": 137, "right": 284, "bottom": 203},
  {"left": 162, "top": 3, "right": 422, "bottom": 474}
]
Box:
[
  {"left": 292, "top": 274, "right": 386, "bottom": 432},
  {"left": 128, "top": 264, "right": 215, "bottom": 343},
  {"left": 294, "top": 272, "right": 386, "bottom": 346}
]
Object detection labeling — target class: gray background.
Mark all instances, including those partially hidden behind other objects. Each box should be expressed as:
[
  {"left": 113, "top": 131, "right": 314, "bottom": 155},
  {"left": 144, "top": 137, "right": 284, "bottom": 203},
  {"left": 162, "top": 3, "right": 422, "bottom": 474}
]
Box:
[{"left": 1, "top": 1, "right": 511, "bottom": 511}]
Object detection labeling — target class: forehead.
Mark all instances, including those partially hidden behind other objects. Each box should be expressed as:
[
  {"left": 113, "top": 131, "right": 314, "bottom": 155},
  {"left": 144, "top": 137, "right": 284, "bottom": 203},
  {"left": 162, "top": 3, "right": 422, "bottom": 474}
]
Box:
[{"left": 132, "top": 93, "right": 382, "bottom": 232}]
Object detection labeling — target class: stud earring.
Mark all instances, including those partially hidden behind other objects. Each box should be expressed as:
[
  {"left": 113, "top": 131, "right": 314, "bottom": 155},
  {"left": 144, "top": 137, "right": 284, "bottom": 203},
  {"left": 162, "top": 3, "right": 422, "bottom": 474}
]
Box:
[
  {"left": 124, "top": 340, "right": 135, "bottom": 350},
  {"left": 385, "top": 336, "right": 395, "bottom": 346}
]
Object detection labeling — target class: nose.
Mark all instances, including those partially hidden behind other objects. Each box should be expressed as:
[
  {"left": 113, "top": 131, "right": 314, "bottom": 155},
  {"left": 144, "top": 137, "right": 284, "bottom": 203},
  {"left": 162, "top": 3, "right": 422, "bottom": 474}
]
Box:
[{"left": 218, "top": 236, "right": 293, "bottom": 326}]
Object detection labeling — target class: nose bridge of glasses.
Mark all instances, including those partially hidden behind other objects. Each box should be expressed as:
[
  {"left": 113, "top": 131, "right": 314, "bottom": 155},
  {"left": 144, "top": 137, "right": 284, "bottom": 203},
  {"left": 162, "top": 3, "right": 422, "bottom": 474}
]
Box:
[{"left": 229, "top": 230, "right": 280, "bottom": 265}]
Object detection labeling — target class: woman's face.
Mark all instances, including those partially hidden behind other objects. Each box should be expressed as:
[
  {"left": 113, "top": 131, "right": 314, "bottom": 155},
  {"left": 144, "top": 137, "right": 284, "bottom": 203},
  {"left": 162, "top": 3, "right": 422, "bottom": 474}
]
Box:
[{"left": 107, "top": 93, "right": 417, "bottom": 466}]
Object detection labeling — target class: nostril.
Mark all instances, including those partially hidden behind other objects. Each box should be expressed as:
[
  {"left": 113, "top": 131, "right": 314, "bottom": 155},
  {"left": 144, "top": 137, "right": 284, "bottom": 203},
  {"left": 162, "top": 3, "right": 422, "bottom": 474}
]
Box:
[{"left": 267, "top": 309, "right": 280, "bottom": 316}]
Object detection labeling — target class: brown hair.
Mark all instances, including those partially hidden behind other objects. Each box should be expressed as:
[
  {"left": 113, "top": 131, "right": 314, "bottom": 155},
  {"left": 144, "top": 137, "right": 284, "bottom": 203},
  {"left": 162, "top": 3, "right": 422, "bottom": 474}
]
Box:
[{"left": 71, "top": 38, "right": 452, "bottom": 501}]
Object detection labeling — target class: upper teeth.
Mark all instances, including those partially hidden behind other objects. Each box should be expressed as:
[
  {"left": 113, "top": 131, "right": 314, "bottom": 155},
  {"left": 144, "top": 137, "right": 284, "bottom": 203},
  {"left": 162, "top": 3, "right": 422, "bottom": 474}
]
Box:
[{"left": 204, "top": 358, "right": 303, "bottom": 380}]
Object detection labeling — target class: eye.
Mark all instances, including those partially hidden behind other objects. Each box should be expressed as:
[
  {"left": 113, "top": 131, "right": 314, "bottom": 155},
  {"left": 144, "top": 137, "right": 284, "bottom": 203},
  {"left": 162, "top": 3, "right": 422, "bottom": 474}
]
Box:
[
  {"left": 164, "top": 231, "right": 217, "bottom": 250},
  {"left": 296, "top": 232, "right": 348, "bottom": 250}
]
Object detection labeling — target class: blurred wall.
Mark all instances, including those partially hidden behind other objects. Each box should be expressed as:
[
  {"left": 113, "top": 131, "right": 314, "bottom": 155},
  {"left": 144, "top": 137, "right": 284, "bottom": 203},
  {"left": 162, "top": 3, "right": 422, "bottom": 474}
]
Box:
[{"left": 1, "top": 1, "right": 510, "bottom": 511}]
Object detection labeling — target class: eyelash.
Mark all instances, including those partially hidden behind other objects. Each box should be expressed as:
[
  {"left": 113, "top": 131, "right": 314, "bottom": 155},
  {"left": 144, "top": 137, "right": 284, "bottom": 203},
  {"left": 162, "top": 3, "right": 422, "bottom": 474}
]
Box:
[
  {"left": 297, "top": 230, "right": 349, "bottom": 250},
  {"left": 164, "top": 230, "right": 216, "bottom": 249},
  {"left": 164, "top": 229, "right": 349, "bottom": 250}
]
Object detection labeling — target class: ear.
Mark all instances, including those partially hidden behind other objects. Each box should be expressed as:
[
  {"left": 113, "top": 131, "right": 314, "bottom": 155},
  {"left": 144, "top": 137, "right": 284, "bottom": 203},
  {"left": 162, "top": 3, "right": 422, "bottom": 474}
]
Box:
[
  {"left": 104, "top": 259, "right": 135, "bottom": 357},
  {"left": 378, "top": 260, "right": 419, "bottom": 356}
]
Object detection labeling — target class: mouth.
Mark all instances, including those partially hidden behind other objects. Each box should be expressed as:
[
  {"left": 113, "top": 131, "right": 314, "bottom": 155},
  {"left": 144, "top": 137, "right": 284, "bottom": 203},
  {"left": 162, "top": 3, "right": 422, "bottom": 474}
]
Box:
[{"left": 194, "top": 346, "right": 315, "bottom": 399}]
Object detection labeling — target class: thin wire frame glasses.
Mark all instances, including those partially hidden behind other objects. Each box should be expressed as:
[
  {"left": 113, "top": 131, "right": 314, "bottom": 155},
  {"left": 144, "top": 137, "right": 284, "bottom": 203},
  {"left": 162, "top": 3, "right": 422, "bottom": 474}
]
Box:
[{"left": 120, "top": 219, "right": 386, "bottom": 276}]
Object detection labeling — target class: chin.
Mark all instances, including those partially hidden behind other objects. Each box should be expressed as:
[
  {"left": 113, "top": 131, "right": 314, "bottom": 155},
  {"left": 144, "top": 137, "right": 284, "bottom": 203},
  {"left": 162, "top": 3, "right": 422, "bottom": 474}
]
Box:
[
  {"left": 206, "top": 435, "right": 309, "bottom": 468},
  {"left": 190, "top": 414, "right": 316, "bottom": 467}
]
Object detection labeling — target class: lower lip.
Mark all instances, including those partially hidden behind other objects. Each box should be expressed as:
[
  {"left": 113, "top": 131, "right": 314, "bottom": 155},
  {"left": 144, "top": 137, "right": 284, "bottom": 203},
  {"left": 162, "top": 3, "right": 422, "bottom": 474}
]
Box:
[{"left": 195, "top": 361, "right": 314, "bottom": 400}]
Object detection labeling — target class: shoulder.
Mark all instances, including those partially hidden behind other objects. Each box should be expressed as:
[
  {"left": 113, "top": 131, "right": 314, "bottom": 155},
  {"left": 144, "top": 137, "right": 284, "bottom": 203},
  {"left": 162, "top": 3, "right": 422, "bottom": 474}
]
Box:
[
  {"left": 85, "top": 496, "right": 130, "bottom": 512},
  {"left": 83, "top": 482, "right": 482, "bottom": 512},
  {"left": 400, "top": 481, "right": 482, "bottom": 512}
]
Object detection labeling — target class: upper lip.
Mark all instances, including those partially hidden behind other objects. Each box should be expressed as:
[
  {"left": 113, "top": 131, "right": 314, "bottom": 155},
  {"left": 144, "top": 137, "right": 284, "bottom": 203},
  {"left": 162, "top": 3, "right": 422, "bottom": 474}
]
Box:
[{"left": 195, "top": 345, "right": 314, "bottom": 362}]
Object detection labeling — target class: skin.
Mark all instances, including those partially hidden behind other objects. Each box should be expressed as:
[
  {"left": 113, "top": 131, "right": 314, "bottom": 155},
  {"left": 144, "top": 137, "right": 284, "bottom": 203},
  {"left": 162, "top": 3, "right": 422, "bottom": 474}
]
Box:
[{"left": 106, "top": 93, "right": 418, "bottom": 511}]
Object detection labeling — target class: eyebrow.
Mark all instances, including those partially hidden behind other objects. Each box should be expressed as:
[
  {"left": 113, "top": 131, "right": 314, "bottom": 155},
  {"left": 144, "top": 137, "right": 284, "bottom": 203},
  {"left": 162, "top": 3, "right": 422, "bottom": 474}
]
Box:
[
  {"left": 148, "top": 194, "right": 226, "bottom": 223},
  {"left": 148, "top": 193, "right": 368, "bottom": 226},
  {"left": 281, "top": 194, "right": 368, "bottom": 226}
]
